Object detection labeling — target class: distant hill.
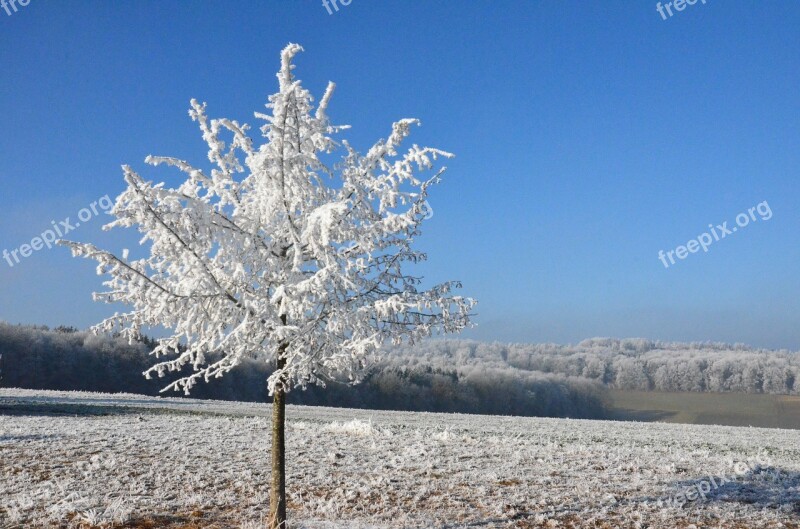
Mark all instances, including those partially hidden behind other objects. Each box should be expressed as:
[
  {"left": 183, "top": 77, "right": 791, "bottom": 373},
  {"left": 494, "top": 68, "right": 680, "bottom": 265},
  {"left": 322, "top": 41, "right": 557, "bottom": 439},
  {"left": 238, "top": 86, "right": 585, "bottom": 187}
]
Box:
[
  {"left": 0, "top": 322, "right": 606, "bottom": 419},
  {"left": 3, "top": 322, "right": 798, "bottom": 424}
]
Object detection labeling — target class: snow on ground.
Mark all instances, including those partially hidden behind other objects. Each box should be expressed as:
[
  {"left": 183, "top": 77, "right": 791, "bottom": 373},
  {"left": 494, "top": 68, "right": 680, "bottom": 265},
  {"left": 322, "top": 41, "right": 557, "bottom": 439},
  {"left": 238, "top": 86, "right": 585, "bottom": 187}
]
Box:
[{"left": 1, "top": 389, "right": 799, "bottom": 528}]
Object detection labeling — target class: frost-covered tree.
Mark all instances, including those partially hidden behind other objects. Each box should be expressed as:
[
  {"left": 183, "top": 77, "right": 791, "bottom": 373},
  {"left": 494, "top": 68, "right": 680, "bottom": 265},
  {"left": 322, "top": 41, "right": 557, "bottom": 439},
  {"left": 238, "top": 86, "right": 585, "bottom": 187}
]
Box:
[{"left": 61, "top": 44, "right": 475, "bottom": 529}]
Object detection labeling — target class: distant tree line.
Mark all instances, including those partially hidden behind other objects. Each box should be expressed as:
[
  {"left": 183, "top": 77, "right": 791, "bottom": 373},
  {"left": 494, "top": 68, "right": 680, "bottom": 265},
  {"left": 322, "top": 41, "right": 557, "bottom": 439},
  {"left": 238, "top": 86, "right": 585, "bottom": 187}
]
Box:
[
  {"left": 6, "top": 324, "right": 792, "bottom": 416},
  {"left": 0, "top": 322, "right": 607, "bottom": 419},
  {"left": 0, "top": 322, "right": 264, "bottom": 400},
  {"left": 390, "top": 338, "right": 800, "bottom": 395}
]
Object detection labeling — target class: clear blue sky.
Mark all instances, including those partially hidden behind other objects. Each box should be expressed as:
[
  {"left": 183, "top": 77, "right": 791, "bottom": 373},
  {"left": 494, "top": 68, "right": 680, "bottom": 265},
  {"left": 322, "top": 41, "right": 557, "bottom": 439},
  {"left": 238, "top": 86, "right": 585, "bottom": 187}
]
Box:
[{"left": 1, "top": 1, "right": 799, "bottom": 348}]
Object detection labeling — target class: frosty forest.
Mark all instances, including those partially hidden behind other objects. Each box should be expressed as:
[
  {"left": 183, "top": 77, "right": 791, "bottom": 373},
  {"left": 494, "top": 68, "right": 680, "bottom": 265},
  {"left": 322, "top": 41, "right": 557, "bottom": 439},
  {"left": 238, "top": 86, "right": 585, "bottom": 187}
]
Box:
[{"left": 2, "top": 322, "right": 800, "bottom": 408}]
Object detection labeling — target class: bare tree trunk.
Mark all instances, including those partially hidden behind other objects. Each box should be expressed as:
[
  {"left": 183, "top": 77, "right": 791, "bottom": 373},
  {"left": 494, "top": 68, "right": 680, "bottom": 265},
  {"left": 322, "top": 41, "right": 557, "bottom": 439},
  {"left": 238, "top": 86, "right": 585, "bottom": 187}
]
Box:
[{"left": 269, "top": 349, "right": 287, "bottom": 529}]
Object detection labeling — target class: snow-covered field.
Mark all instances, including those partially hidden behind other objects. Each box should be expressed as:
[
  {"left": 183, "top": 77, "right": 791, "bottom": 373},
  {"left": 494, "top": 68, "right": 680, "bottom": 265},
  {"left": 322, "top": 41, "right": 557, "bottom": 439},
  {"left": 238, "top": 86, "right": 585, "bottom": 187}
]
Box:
[{"left": 1, "top": 389, "right": 799, "bottom": 528}]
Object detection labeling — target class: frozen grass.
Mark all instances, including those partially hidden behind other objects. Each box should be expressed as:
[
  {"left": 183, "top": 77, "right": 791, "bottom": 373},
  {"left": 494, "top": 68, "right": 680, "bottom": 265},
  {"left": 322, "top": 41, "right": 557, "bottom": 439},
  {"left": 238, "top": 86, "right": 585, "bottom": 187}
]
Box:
[{"left": 1, "top": 388, "right": 799, "bottom": 528}]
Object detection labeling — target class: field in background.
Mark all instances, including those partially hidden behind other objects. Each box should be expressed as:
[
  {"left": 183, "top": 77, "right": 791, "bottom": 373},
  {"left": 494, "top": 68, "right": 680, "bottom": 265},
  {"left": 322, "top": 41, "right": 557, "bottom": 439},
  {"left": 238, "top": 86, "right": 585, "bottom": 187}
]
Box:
[
  {"left": 2, "top": 389, "right": 800, "bottom": 528},
  {"left": 609, "top": 390, "right": 800, "bottom": 429}
]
